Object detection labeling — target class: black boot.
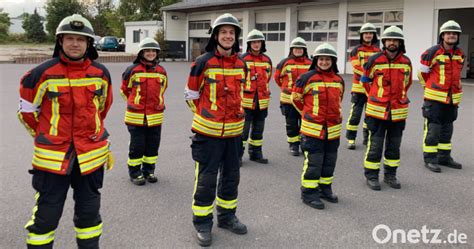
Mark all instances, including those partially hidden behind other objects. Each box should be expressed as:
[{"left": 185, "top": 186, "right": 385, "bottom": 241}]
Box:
[
  {"left": 289, "top": 143, "right": 300, "bottom": 156},
  {"left": 438, "top": 157, "right": 462, "bottom": 169},
  {"left": 365, "top": 169, "right": 381, "bottom": 191},
  {"left": 249, "top": 145, "right": 268, "bottom": 164},
  {"left": 347, "top": 140, "right": 356, "bottom": 150},
  {"left": 130, "top": 175, "right": 146, "bottom": 185},
  {"left": 217, "top": 216, "right": 247, "bottom": 234},
  {"left": 301, "top": 191, "right": 325, "bottom": 209},
  {"left": 196, "top": 230, "right": 212, "bottom": 247},
  {"left": 424, "top": 162, "right": 441, "bottom": 173},
  {"left": 319, "top": 184, "right": 338, "bottom": 203},
  {"left": 144, "top": 173, "right": 158, "bottom": 183},
  {"left": 383, "top": 166, "right": 401, "bottom": 189}
]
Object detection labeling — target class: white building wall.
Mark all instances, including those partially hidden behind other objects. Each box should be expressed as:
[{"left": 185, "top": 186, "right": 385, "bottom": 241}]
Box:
[
  {"left": 256, "top": 8, "right": 287, "bottom": 64},
  {"left": 164, "top": 11, "right": 187, "bottom": 41},
  {"left": 125, "top": 21, "right": 162, "bottom": 54}
]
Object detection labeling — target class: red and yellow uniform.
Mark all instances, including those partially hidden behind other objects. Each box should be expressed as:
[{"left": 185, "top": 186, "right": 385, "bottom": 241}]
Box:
[
  {"left": 275, "top": 56, "right": 312, "bottom": 104},
  {"left": 241, "top": 52, "right": 272, "bottom": 110},
  {"left": 185, "top": 51, "right": 247, "bottom": 138},
  {"left": 18, "top": 55, "right": 113, "bottom": 175}
]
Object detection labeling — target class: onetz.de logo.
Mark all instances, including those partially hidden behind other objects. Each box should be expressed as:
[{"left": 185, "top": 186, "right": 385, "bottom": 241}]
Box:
[{"left": 372, "top": 224, "right": 468, "bottom": 244}]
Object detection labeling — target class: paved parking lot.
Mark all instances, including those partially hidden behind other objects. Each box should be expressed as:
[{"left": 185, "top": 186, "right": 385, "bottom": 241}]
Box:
[{"left": 1, "top": 61, "right": 473, "bottom": 248}]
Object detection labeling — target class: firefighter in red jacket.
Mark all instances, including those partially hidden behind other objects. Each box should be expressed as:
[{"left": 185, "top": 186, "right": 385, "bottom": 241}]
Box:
[
  {"left": 361, "top": 26, "right": 412, "bottom": 191},
  {"left": 184, "top": 13, "right": 248, "bottom": 247},
  {"left": 121, "top": 37, "right": 167, "bottom": 185},
  {"left": 240, "top": 29, "right": 272, "bottom": 164},
  {"left": 275, "top": 37, "right": 312, "bottom": 156},
  {"left": 418, "top": 20, "right": 464, "bottom": 173},
  {"left": 18, "top": 14, "right": 113, "bottom": 248},
  {"left": 346, "top": 23, "right": 381, "bottom": 150},
  {"left": 291, "top": 43, "right": 344, "bottom": 209}
]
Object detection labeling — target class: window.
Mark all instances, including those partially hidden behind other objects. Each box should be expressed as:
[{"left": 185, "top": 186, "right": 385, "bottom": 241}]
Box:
[
  {"left": 189, "top": 20, "right": 211, "bottom": 30},
  {"left": 256, "top": 22, "right": 285, "bottom": 41},
  {"left": 133, "top": 30, "right": 140, "bottom": 43},
  {"left": 346, "top": 10, "right": 403, "bottom": 58},
  {"left": 297, "top": 20, "right": 338, "bottom": 42}
]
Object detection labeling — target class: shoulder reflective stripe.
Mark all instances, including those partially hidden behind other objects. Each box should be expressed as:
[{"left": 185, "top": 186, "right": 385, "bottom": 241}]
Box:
[
  {"left": 75, "top": 223, "right": 103, "bottom": 240},
  {"left": 369, "top": 63, "right": 411, "bottom": 79},
  {"left": 77, "top": 144, "right": 109, "bottom": 164},
  {"left": 27, "top": 231, "right": 55, "bottom": 246},
  {"left": 205, "top": 68, "right": 245, "bottom": 77},
  {"left": 383, "top": 157, "right": 400, "bottom": 167},
  {"left": 301, "top": 151, "right": 319, "bottom": 188},
  {"left": 431, "top": 55, "right": 446, "bottom": 85},
  {"left": 216, "top": 197, "right": 237, "bottom": 209},
  {"left": 128, "top": 158, "right": 142, "bottom": 166},
  {"left": 34, "top": 146, "right": 65, "bottom": 161},
  {"left": 437, "top": 143, "right": 452, "bottom": 150},
  {"left": 33, "top": 79, "right": 69, "bottom": 106}
]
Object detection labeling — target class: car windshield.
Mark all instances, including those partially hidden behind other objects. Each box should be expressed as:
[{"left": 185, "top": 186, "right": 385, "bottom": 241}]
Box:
[{"left": 105, "top": 38, "right": 116, "bottom": 43}]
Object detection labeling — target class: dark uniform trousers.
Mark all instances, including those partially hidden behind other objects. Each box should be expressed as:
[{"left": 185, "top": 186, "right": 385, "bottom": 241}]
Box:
[
  {"left": 364, "top": 117, "right": 405, "bottom": 176},
  {"left": 280, "top": 103, "right": 302, "bottom": 145},
  {"left": 422, "top": 100, "right": 458, "bottom": 163},
  {"left": 191, "top": 133, "right": 242, "bottom": 232},
  {"left": 242, "top": 97, "right": 268, "bottom": 157},
  {"left": 127, "top": 125, "right": 161, "bottom": 178},
  {"left": 26, "top": 159, "right": 103, "bottom": 249},
  {"left": 346, "top": 93, "right": 369, "bottom": 141},
  {"left": 300, "top": 133, "right": 340, "bottom": 201}
]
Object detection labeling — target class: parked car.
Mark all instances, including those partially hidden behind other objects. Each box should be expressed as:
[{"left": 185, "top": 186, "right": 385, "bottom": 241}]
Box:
[
  {"left": 96, "top": 36, "right": 119, "bottom": 51},
  {"left": 92, "top": 35, "right": 101, "bottom": 48},
  {"left": 118, "top": 38, "right": 126, "bottom": 52}
]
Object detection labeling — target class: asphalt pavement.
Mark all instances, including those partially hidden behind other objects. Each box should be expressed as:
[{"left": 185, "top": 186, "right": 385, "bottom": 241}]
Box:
[{"left": 1, "top": 62, "right": 473, "bottom": 248}]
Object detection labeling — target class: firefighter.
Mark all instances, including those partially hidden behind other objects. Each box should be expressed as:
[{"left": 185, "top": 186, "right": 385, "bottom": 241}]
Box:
[
  {"left": 121, "top": 37, "right": 167, "bottom": 185},
  {"left": 275, "top": 37, "right": 312, "bottom": 156},
  {"left": 361, "top": 26, "right": 412, "bottom": 191},
  {"left": 18, "top": 14, "right": 113, "bottom": 248},
  {"left": 291, "top": 43, "right": 344, "bottom": 209},
  {"left": 418, "top": 20, "right": 464, "bottom": 173},
  {"left": 346, "top": 23, "right": 381, "bottom": 150},
  {"left": 184, "top": 13, "right": 248, "bottom": 247},
  {"left": 240, "top": 29, "right": 272, "bottom": 164}
]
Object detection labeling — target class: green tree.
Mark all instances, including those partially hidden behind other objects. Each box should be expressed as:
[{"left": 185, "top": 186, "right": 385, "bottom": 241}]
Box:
[
  {"left": 0, "top": 9, "right": 11, "bottom": 40},
  {"left": 154, "top": 29, "right": 168, "bottom": 60},
  {"left": 45, "top": 0, "right": 85, "bottom": 39},
  {"left": 25, "top": 9, "right": 47, "bottom": 43},
  {"left": 21, "top": 13, "right": 31, "bottom": 33}
]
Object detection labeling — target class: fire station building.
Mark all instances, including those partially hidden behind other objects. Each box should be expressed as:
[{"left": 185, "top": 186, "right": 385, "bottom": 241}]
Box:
[{"left": 161, "top": 0, "right": 473, "bottom": 77}]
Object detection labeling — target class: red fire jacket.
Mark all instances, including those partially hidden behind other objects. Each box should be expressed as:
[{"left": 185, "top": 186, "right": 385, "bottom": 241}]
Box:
[
  {"left": 121, "top": 60, "right": 168, "bottom": 126},
  {"left": 18, "top": 55, "right": 113, "bottom": 175},
  {"left": 240, "top": 52, "right": 272, "bottom": 110},
  {"left": 274, "top": 56, "right": 311, "bottom": 104},
  {"left": 185, "top": 50, "right": 248, "bottom": 138},
  {"left": 418, "top": 44, "right": 464, "bottom": 105},
  {"left": 361, "top": 50, "right": 412, "bottom": 121},
  {"left": 291, "top": 68, "right": 344, "bottom": 140},
  {"left": 350, "top": 44, "right": 381, "bottom": 94}
]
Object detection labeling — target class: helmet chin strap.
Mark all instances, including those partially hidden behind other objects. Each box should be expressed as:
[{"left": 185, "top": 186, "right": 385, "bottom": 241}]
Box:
[
  {"left": 217, "top": 40, "right": 233, "bottom": 51},
  {"left": 60, "top": 47, "right": 86, "bottom": 61}
]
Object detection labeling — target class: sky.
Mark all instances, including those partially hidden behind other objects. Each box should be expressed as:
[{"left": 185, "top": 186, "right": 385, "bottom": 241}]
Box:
[{"left": 0, "top": 0, "right": 47, "bottom": 17}]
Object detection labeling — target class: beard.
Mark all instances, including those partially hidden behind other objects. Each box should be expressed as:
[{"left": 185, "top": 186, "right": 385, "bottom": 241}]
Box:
[
  {"left": 386, "top": 46, "right": 398, "bottom": 53},
  {"left": 444, "top": 40, "right": 457, "bottom": 46}
]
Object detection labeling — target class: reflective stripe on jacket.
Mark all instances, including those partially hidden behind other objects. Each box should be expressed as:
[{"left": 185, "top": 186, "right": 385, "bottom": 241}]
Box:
[
  {"left": 274, "top": 56, "right": 311, "bottom": 104},
  {"left": 350, "top": 44, "right": 381, "bottom": 93},
  {"left": 120, "top": 61, "right": 168, "bottom": 126},
  {"left": 291, "top": 69, "right": 344, "bottom": 140},
  {"left": 18, "top": 55, "right": 113, "bottom": 175},
  {"left": 417, "top": 44, "right": 464, "bottom": 105},
  {"left": 185, "top": 50, "right": 248, "bottom": 138},
  {"left": 240, "top": 52, "right": 272, "bottom": 110},
  {"left": 361, "top": 51, "right": 412, "bottom": 121}
]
